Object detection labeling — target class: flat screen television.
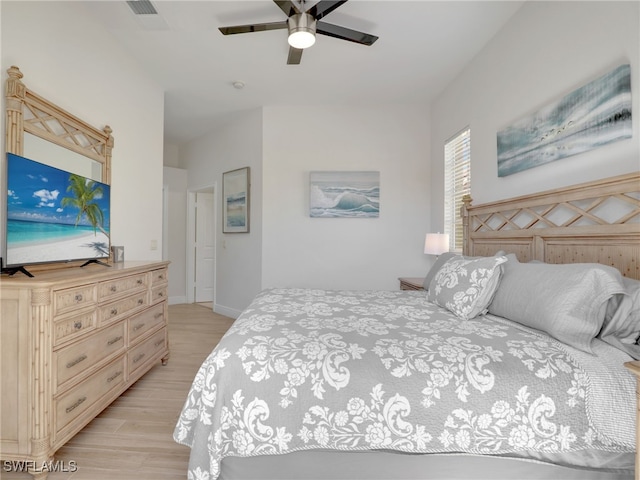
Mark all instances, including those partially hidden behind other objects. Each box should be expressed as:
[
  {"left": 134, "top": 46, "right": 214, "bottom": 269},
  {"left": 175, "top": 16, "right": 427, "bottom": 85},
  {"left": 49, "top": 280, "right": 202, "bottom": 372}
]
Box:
[{"left": 4, "top": 152, "right": 111, "bottom": 274}]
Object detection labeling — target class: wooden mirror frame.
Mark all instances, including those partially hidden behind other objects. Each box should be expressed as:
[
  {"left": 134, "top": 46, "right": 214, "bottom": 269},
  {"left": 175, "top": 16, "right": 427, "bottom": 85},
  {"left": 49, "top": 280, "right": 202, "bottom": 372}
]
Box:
[
  {"left": 5, "top": 65, "right": 113, "bottom": 183},
  {"left": 4, "top": 65, "right": 114, "bottom": 272}
]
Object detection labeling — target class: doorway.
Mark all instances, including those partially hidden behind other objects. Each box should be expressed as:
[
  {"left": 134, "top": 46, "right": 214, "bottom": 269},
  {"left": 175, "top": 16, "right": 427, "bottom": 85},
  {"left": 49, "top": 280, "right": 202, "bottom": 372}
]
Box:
[{"left": 187, "top": 186, "right": 216, "bottom": 307}]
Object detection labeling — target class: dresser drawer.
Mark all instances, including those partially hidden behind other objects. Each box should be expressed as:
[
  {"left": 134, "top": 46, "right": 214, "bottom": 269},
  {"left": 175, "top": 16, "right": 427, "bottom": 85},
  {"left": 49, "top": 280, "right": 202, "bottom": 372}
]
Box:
[
  {"left": 128, "top": 328, "right": 166, "bottom": 377},
  {"left": 151, "top": 268, "right": 168, "bottom": 286},
  {"left": 55, "top": 322, "right": 125, "bottom": 389},
  {"left": 150, "top": 285, "right": 167, "bottom": 304},
  {"left": 53, "top": 285, "right": 96, "bottom": 317},
  {"left": 98, "top": 273, "right": 148, "bottom": 302},
  {"left": 98, "top": 291, "right": 148, "bottom": 326},
  {"left": 129, "top": 303, "right": 165, "bottom": 344},
  {"left": 54, "top": 310, "right": 97, "bottom": 347},
  {"left": 55, "top": 356, "right": 125, "bottom": 436}
]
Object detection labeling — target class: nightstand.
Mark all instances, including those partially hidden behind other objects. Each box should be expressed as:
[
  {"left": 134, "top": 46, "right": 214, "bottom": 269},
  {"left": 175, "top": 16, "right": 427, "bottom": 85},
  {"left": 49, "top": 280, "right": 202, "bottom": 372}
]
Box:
[{"left": 398, "top": 277, "right": 425, "bottom": 291}]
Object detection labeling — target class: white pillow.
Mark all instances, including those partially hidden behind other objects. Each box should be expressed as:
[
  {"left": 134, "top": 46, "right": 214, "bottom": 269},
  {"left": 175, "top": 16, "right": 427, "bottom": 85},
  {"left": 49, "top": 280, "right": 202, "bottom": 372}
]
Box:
[
  {"left": 598, "top": 277, "right": 640, "bottom": 359},
  {"left": 427, "top": 255, "right": 507, "bottom": 320},
  {"left": 488, "top": 259, "right": 626, "bottom": 353}
]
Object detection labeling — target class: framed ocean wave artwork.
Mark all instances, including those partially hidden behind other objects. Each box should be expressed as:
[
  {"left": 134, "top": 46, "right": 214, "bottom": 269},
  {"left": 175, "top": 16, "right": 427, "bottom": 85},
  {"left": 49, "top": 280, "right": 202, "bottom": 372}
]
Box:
[
  {"left": 223, "top": 167, "right": 250, "bottom": 233},
  {"left": 497, "top": 64, "right": 632, "bottom": 177},
  {"left": 309, "top": 171, "right": 380, "bottom": 218}
]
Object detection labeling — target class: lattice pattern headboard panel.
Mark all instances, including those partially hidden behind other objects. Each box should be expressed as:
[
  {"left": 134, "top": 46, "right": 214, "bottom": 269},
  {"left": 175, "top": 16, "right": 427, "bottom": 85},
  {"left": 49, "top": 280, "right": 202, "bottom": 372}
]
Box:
[{"left": 462, "top": 173, "right": 640, "bottom": 279}]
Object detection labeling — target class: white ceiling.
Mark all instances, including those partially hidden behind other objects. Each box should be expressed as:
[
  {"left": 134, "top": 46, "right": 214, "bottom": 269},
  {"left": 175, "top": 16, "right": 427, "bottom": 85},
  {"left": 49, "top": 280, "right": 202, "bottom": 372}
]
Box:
[{"left": 82, "top": 0, "right": 524, "bottom": 145}]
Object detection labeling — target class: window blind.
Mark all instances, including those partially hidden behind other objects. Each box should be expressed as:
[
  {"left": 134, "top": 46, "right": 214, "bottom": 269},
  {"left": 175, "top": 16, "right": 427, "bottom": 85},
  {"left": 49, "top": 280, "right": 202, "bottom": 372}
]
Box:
[{"left": 444, "top": 128, "right": 470, "bottom": 252}]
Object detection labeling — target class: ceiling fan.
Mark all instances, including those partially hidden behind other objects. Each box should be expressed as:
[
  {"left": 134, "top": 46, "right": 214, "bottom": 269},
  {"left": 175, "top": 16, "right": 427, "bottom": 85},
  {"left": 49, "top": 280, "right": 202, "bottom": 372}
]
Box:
[{"left": 218, "top": 0, "right": 379, "bottom": 65}]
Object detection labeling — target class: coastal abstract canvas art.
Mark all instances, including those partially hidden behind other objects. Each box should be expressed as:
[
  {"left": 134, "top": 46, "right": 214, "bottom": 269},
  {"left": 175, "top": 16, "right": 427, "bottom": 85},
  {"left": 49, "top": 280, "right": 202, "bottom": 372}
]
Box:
[
  {"left": 497, "top": 64, "right": 632, "bottom": 177},
  {"left": 309, "top": 171, "right": 380, "bottom": 218},
  {"left": 223, "top": 167, "right": 250, "bottom": 233}
]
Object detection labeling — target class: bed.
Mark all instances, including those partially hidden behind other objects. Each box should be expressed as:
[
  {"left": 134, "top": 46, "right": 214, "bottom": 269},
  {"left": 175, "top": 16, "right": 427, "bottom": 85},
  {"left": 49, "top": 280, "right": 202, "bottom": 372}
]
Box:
[{"left": 174, "top": 172, "right": 640, "bottom": 480}]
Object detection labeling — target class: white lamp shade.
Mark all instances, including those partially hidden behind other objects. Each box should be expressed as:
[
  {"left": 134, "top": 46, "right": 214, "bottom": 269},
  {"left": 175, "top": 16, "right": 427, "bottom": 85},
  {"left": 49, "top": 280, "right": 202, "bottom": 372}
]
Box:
[{"left": 424, "top": 233, "right": 450, "bottom": 255}]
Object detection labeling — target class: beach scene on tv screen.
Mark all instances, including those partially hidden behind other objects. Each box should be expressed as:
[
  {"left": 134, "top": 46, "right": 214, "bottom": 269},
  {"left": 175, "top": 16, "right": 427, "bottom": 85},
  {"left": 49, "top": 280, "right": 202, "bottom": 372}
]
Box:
[{"left": 6, "top": 153, "right": 110, "bottom": 266}]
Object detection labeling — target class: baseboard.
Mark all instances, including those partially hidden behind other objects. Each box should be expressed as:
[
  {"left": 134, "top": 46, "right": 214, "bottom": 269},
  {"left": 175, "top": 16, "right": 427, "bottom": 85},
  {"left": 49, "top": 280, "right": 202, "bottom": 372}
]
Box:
[
  {"left": 169, "top": 295, "right": 187, "bottom": 305},
  {"left": 214, "top": 303, "right": 242, "bottom": 319}
]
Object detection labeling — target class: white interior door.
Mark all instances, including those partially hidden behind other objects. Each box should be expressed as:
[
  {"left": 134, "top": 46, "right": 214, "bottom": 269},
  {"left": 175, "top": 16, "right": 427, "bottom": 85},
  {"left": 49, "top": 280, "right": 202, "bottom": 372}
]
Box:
[{"left": 195, "top": 192, "right": 215, "bottom": 303}]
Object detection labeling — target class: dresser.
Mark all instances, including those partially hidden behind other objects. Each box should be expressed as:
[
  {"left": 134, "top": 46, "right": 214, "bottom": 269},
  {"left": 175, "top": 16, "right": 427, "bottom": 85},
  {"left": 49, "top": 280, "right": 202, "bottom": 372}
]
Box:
[{"left": 0, "top": 261, "right": 169, "bottom": 479}]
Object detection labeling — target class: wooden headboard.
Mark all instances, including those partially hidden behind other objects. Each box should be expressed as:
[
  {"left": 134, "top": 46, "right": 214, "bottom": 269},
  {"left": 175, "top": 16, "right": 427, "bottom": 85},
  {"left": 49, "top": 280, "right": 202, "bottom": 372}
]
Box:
[{"left": 462, "top": 172, "right": 640, "bottom": 280}]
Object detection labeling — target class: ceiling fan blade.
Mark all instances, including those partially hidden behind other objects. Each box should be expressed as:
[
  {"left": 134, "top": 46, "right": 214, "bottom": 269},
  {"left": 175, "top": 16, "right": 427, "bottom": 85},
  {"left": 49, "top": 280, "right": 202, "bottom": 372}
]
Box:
[
  {"left": 273, "top": 0, "right": 300, "bottom": 17},
  {"left": 308, "top": 1, "right": 348, "bottom": 21},
  {"left": 219, "top": 21, "right": 288, "bottom": 35},
  {"left": 287, "top": 46, "right": 303, "bottom": 65},
  {"left": 317, "top": 22, "right": 378, "bottom": 45}
]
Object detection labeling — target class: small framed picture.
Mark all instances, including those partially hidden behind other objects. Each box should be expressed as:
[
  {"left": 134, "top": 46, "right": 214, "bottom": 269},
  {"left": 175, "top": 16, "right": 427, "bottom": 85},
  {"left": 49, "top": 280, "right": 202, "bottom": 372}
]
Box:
[
  {"left": 223, "top": 167, "right": 250, "bottom": 233},
  {"left": 111, "top": 246, "right": 125, "bottom": 263}
]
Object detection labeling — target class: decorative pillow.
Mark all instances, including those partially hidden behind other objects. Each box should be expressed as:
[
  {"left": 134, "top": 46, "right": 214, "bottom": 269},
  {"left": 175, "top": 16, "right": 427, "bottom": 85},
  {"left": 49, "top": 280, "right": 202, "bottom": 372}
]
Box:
[
  {"left": 488, "top": 259, "right": 626, "bottom": 354},
  {"left": 598, "top": 277, "right": 640, "bottom": 359},
  {"left": 427, "top": 255, "right": 507, "bottom": 320},
  {"left": 422, "top": 252, "right": 456, "bottom": 290},
  {"left": 422, "top": 251, "right": 506, "bottom": 291}
]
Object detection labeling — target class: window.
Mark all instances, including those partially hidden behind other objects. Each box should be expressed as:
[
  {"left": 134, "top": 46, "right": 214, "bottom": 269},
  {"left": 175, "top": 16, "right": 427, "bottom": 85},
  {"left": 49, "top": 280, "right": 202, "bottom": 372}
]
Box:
[{"left": 444, "top": 128, "right": 470, "bottom": 252}]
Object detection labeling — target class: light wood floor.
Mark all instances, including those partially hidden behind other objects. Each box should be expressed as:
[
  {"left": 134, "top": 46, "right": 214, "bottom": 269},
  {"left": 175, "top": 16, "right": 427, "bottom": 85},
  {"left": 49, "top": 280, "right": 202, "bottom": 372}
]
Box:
[{"left": 3, "top": 303, "right": 235, "bottom": 480}]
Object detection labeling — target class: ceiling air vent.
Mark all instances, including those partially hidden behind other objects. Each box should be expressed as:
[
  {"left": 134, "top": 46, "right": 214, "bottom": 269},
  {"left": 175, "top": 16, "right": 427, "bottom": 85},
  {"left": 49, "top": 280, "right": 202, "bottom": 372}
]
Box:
[
  {"left": 126, "top": 0, "right": 158, "bottom": 15},
  {"left": 125, "top": 0, "right": 168, "bottom": 30}
]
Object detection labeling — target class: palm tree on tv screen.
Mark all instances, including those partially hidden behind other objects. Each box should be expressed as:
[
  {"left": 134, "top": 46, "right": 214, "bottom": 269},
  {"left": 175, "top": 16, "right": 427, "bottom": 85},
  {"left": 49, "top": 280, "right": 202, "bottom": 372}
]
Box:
[{"left": 61, "top": 174, "right": 107, "bottom": 236}]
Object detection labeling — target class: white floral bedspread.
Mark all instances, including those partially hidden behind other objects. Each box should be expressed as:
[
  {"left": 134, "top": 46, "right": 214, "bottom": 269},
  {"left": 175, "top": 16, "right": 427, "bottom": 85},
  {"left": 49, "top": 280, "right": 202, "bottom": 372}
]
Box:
[{"left": 173, "top": 288, "right": 636, "bottom": 479}]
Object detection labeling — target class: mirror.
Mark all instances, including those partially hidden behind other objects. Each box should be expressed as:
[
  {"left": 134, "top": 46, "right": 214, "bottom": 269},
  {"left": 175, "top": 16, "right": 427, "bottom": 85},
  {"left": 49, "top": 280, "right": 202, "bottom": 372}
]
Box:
[
  {"left": 24, "top": 132, "right": 104, "bottom": 181},
  {"left": 3, "top": 65, "right": 114, "bottom": 273},
  {"left": 5, "top": 65, "right": 113, "bottom": 184}
]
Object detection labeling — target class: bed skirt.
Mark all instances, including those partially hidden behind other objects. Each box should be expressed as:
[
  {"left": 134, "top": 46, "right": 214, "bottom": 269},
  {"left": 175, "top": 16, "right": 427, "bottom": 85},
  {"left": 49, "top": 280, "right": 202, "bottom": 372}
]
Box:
[{"left": 220, "top": 449, "right": 634, "bottom": 480}]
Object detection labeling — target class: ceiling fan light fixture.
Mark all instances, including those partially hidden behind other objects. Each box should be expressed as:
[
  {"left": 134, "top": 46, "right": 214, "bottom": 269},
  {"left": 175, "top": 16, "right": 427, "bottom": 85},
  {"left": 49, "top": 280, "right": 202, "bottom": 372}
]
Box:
[{"left": 287, "top": 13, "right": 316, "bottom": 49}]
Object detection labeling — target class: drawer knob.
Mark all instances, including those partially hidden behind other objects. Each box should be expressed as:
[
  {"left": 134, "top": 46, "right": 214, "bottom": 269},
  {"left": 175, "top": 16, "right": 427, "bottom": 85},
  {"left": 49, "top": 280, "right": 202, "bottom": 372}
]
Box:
[
  {"left": 111, "top": 308, "right": 118, "bottom": 316},
  {"left": 158, "top": 292, "right": 164, "bottom": 297},
  {"left": 110, "top": 285, "right": 117, "bottom": 292},
  {"left": 138, "top": 299, "right": 144, "bottom": 305},
  {"left": 159, "top": 275, "right": 164, "bottom": 280},
  {"left": 154, "top": 339, "right": 164, "bottom": 347},
  {"left": 66, "top": 396, "right": 87, "bottom": 413},
  {"left": 137, "top": 279, "right": 143, "bottom": 285},
  {"left": 154, "top": 313, "right": 163, "bottom": 319},
  {"left": 107, "top": 370, "right": 123, "bottom": 383},
  {"left": 107, "top": 335, "right": 123, "bottom": 346},
  {"left": 75, "top": 294, "right": 83, "bottom": 302},
  {"left": 133, "top": 323, "right": 145, "bottom": 332},
  {"left": 66, "top": 354, "right": 87, "bottom": 369},
  {"left": 73, "top": 321, "right": 83, "bottom": 330},
  {"left": 133, "top": 353, "right": 146, "bottom": 364}
]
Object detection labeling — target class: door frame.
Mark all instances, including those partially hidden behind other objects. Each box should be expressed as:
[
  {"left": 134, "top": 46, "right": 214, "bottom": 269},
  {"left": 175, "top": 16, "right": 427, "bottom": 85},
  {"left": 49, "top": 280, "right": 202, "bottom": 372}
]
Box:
[{"left": 186, "top": 183, "right": 217, "bottom": 305}]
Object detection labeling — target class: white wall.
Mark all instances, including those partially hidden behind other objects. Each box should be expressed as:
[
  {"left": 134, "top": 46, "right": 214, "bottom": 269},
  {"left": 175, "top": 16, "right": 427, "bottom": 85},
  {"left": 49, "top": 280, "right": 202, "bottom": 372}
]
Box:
[
  {"left": 1, "top": 2, "right": 165, "bottom": 262},
  {"left": 163, "top": 166, "right": 187, "bottom": 304},
  {"left": 430, "top": 0, "right": 640, "bottom": 228},
  {"left": 182, "top": 109, "right": 263, "bottom": 316},
  {"left": 164, "top": 142, "right": 182, "bottom": 169},
  {"left": 180, "top": 105, "right": 431, "bottom": 314},
  {"left": 262, "top": 105, "right": 431, "bottom": 292}
]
